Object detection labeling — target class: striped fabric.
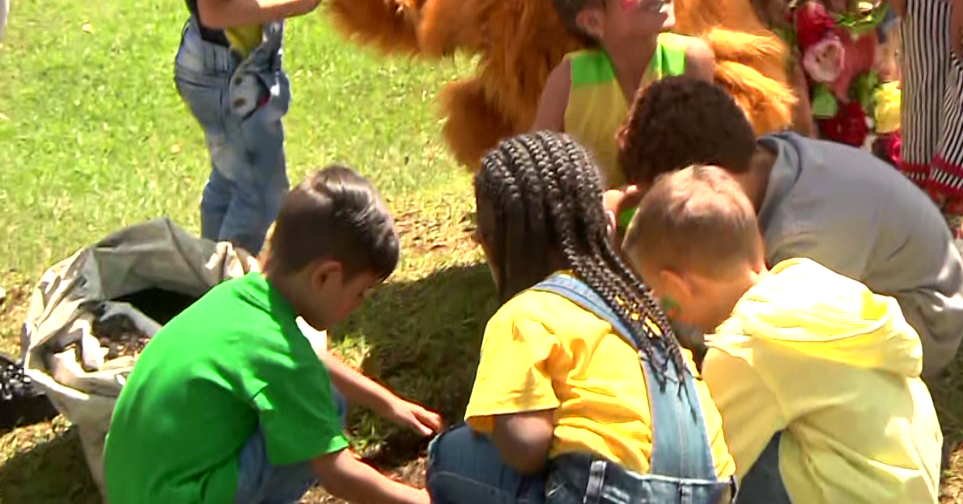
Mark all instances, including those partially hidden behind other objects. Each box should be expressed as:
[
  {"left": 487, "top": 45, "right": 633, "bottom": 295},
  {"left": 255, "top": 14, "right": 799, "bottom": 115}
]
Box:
[{"left": 901, "top": 0, "right": 963, "bottom": 215}]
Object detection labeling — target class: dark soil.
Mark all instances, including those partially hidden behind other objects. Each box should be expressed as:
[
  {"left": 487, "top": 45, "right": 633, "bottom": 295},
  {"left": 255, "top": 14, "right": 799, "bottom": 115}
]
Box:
[
  {"left": 91, "top": 314, "right": 149, "bottom": 360},
  {"left": 85, "top": 288, "right": 200, "bottom": 360},
  {"left": 114, "top": 288, "right": 198, "bottom": 325}
]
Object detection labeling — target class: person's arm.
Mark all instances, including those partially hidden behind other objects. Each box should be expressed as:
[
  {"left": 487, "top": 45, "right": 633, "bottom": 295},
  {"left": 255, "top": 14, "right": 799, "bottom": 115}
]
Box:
[
  {"left": 491, "top": 409, "right": 556, "bottom": 474},
  {"left": 464, "top": 302, "right": 563, "bottom": 473},
  {"left": 684, "top": 38, "right": 717, "bottom": 82},
  {"left": 789, "top": 60, "right": 817, "bottom": 138},
  {"left": 197, "top": 0, "right": 321, "bottom": 29},
  {"left": 701, "top": 347, "right": 787, "bottom": 480},
  {"left": 313, "top": 448, "right": 430, "bottom": 504},
  {"left": 321, "top": 353, "right": 443, "bottom": 436},
  {"left": 892, "top": 0, "right": 907, "bottom": 18},
  {"left": 531, "top": 59, "right": 572, "bottom": 132}
]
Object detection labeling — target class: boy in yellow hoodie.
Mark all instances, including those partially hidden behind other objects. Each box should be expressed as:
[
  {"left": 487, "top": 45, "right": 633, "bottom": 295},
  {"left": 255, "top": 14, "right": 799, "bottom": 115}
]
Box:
[{"left": 623, "top": 165, "right": 943, "bottom": 504}]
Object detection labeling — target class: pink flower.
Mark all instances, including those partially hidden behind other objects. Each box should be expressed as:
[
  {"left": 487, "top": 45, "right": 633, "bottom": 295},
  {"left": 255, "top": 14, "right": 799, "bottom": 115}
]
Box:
[
  {"left": 794, "top": 1, "right": 835, "bottom": 52},
  {"left": 802, "top": 35, "right": 846, "bottom": 83}
]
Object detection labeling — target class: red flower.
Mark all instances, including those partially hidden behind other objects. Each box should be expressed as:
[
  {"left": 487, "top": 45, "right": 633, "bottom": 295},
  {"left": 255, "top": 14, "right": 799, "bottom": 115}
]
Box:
[
  {"left": 872, "top": 131, "right": 902, "bottom": 168},
  {"left": 794, "top": 1, "right": 835, "bottom": 53},
  {"left": 817, "top": 100, "right": 869, "bottom": 147}
]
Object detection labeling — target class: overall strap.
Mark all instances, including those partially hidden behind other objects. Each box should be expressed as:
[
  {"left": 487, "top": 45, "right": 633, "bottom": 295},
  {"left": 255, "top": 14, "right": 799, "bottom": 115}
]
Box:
[{"left": 530, "top": 274, "right": 719, "bottom": 481}]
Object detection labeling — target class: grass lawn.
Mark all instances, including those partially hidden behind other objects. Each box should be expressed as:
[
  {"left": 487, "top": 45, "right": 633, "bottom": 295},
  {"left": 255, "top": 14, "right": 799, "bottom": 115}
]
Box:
[{"left": 0, "top": 0, "right": 962, "bottom": 502}]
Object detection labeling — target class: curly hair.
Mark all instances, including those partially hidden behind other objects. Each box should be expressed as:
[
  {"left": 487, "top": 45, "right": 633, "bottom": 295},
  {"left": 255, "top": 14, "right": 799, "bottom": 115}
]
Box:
[
  {"left": 476, "top": 131, "right": 687, "bottom": 386},
  {"left": 617, "top": 76, "right": 758, "bottom": 186}
]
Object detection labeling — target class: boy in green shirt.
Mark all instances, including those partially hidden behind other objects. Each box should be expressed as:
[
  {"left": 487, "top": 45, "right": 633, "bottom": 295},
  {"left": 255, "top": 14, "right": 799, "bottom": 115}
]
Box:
[{"left": 104, "top": 166, "right": 440, "bottom": 504}]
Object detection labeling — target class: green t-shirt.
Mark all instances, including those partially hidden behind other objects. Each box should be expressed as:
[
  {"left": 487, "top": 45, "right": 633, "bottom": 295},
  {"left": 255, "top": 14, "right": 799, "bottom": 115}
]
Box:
[{"left": 104, "top": 273, "right": 348, "bottom": 504}]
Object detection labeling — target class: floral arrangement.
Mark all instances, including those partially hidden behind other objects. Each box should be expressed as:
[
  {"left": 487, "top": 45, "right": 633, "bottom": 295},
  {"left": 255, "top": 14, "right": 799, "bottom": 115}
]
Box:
[{"left": 784, "top": 0, "right": 901, "bottom": 166}]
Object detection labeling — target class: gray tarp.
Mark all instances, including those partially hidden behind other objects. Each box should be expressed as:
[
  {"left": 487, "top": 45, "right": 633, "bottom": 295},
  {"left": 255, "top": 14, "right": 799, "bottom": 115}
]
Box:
[{"left": 21, "top": 218, "right": 259, "bottom": 498}]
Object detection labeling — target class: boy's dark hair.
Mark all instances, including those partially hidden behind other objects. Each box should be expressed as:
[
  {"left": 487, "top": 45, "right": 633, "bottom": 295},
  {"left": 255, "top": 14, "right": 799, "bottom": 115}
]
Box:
[
  {"left": 553, "top": 0, "right": 603, "bottom": 46},
  {"left": 476, "top": 131, "right": 686, "bottom": 386},
  {"left": 617, "top": 76, "right": 758, "bottom": 186},
  {"left": 269, "top": 165, "right": 399, "bottom": 281}
]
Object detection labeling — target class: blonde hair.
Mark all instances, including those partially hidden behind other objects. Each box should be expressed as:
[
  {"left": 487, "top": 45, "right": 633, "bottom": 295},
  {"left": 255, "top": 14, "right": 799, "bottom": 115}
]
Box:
[{"left": 624, "top": 165, "right": 762, "bottom": 279}]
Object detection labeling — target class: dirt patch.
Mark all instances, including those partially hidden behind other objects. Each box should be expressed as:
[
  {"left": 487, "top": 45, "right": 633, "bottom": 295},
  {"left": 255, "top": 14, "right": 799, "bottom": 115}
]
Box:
[
  {"left": 91, "top": 312, "right": 149, "bottom": 360},
  {"left": 0, "top": 282, "right": 31, "bottom": 357},
  {"left": 300, "top": 457, "right": 427, "bottom": 504},
  {"left": 394, "top": 210, "right": 477, "bottom": 256}
]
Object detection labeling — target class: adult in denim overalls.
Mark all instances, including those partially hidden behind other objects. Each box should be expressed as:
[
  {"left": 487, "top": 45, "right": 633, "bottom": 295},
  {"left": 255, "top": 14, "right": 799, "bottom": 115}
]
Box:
[
  {"left": 427, "top": 273, "right": 738, "bottom": 504},
  {"left": 174, "top": 1, "right": 317, "bottom": 254}
]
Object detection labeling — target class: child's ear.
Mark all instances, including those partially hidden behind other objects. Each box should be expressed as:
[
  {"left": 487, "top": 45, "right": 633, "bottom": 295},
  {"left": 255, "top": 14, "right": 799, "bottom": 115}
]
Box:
[
  {"left": 309, "top": 260, "right": 344, "bottom": 293},
  {"left": 576, "top": 7, "right": 605, "bottom": 39},
  {"left": 659, "top": 268, "right": 692, "bottom": 304}
]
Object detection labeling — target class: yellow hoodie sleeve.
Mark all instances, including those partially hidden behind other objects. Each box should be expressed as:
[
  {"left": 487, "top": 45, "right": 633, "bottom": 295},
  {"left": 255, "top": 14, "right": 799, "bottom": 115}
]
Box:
[{"left": 702, "top": 347, "right": 788, "bottom": 479}]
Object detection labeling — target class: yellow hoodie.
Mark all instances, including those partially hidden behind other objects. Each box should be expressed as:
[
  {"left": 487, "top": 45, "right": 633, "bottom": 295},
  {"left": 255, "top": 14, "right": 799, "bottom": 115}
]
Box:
[{"left": 703, "top": 258, "right": 942, "bottom": 504}]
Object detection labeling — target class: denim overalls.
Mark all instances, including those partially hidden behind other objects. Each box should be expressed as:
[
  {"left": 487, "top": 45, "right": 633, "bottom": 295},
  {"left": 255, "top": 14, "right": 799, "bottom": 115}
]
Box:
[
  {"left": 174, "top": 18, "right": 290, "bottom": 254},
  {"left": 428, "top": 274, "right": 736, "bottom": 504}
]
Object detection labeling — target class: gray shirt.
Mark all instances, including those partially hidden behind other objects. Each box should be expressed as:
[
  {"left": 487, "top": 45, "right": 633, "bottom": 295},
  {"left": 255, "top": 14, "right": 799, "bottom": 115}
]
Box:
[{"left": 758, "top": 132, "right": 963, "bottom": 378}]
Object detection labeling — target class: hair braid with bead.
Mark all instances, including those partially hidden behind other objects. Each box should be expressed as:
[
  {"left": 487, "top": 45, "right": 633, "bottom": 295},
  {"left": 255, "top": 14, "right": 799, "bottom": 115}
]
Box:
[{"left": 475, "top": 131, "right": 687, "bottom": 386}]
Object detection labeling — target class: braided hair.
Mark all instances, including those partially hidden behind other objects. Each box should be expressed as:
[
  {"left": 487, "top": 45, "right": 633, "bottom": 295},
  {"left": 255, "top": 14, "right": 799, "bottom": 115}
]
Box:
[{"left": 475, "top": 131, "right": 687, "bottom": 386}]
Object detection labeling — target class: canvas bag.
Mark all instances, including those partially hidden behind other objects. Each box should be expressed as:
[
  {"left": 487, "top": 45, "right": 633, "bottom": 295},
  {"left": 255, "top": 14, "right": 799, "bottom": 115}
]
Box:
[{"left": 21, "top": 218, "right": 259, "bottom": 498}]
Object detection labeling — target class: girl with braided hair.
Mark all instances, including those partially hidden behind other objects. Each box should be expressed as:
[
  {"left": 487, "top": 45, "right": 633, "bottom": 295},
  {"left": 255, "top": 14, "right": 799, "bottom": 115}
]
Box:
[{"left": 426, "top": 131, "right": 735, "bottom": 504}]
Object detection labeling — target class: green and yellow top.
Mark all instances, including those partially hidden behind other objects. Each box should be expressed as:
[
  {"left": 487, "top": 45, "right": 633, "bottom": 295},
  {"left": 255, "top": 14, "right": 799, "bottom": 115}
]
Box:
[{"left": 563, "top": 32, "right": 690, "bottom": 190}]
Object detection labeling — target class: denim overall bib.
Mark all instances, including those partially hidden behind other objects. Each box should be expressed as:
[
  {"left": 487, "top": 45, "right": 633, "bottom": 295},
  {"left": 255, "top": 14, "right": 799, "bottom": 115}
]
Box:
[
  {"left": 174, "top": 18, "right": 290, "bottom": 254},
  {"left": 427, "top": 274, "right": 736, "bottom": 504},
  {"left": 533, "top": 274, "right": 734, "bottom": 504}
]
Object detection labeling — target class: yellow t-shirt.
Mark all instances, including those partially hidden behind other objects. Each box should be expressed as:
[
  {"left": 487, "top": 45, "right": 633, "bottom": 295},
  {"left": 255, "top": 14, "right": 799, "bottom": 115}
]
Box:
[
  {"left": 703, "top": 258, "right": 942, "bottom": 504},
  {"left": 464, "top": 286, "right": 735, "bottom": 479},
  {"left": 225, "top": 25, "right": 263, "bottom": 58}
]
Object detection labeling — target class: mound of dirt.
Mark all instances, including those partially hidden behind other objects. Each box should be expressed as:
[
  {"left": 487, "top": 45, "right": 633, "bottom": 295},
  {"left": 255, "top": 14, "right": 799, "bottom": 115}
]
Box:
[{"left": 91, "top": 314, "right": 149, "bottom": 360}]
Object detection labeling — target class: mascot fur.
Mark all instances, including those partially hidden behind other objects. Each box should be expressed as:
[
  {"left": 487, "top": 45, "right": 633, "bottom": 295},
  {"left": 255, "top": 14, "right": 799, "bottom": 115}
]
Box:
[{"left": 328, "top": 0, "right": 797, "bottom": 169}]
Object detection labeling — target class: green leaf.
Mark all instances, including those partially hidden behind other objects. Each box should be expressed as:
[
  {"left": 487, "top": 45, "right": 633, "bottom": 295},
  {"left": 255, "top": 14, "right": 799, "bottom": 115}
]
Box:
[
  {"left": 854, "top": 70, "right": 880, "bottom": 116},
  {"left": 833, "top": 2, "right": 889, "bottom": 36},
  {"left": 811, "top": 85, "right": 839, "bottom": 118}
]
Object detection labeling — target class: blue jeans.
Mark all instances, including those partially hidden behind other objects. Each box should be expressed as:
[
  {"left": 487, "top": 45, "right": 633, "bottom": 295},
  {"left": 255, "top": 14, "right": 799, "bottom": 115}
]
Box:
[
  {"left": 233, "top": 387, "right": 348, "bottom": 504},
  {"left": 427, "top": 426, "right": 734, "bottom": 504},
  {"left": 174, "top": 18, "right": 290, "bottom": 255},
  {"left": 427, "top": 425, "right": 546, "bottom": 504}
]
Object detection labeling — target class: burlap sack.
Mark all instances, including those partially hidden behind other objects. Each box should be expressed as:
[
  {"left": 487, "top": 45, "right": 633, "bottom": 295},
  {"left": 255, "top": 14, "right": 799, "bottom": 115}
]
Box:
[{"left": 21, "top": 218, "right": 259, "bottom": 498}]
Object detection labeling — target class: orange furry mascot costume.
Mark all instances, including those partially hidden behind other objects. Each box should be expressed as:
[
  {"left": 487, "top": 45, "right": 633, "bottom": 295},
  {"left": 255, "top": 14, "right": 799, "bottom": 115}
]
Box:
[{"left": 328, "top": 0, "right": 796, "bottom": 169}]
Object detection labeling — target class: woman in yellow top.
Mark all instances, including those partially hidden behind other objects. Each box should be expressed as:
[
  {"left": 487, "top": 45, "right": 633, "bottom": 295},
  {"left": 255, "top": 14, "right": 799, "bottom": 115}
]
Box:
[
  {"left": 532, "top": 0, "right": 716, "bottom": 190},
  {"left": 426, "top": 132, "right": 735, "bottom": 504}
]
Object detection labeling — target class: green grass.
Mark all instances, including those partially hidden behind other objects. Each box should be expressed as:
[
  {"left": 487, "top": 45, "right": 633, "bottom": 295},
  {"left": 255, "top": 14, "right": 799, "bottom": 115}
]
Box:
[
  {"left": 0, "top": 0, "right": 488, "bottom": 501},
  {"left": 1, "top": 0, "right": 962, "bottom": 503}
]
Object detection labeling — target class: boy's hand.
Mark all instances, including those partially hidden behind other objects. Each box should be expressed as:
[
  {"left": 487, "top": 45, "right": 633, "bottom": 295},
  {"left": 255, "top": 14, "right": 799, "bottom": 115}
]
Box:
[
  {"left": 314, "top": 449, "right": 430, "bottom": 504},
  {"left": 384, "top": 399, "right": 443, "bottom": 437}
]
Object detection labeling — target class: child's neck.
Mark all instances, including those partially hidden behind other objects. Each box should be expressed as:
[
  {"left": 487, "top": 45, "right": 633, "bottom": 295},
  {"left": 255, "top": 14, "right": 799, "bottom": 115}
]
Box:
[
  {"left": 734, "top": 144, "right": 777, "bottom": 212},
  {"left": 715, "top": 264, "right": 768, "bottom": 328},
  {"left": 265, "top": 269, "right": 326, "bottom": 330},
  {"left": 605, "top": 35, "right": 660, "bottom": 103}
]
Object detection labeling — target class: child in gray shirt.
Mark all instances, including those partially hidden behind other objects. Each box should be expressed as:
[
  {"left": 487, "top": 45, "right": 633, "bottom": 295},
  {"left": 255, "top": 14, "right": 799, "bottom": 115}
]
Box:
[{"left": 614, "top": 76, "right": 963, "bottom": 379}]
